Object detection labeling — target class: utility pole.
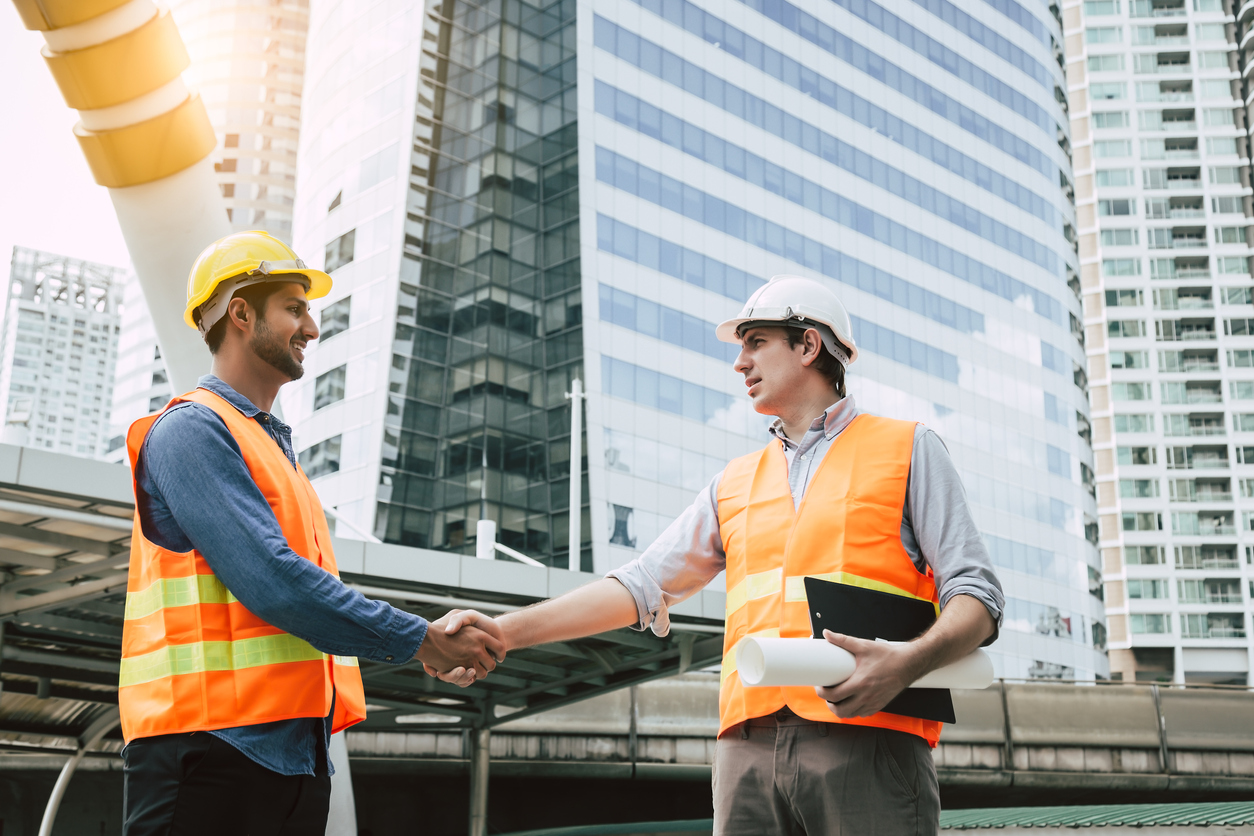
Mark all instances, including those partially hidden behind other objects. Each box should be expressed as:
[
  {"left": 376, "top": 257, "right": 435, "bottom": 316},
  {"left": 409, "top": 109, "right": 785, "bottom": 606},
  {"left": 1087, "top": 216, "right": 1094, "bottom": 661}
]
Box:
[{"left": 565, "top": 378, "right": 584, "bottom": 572}]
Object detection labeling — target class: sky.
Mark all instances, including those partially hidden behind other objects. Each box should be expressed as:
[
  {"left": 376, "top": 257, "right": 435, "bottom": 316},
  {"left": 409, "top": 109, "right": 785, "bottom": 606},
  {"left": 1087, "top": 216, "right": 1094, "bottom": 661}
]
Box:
[{"left": 0, "top": 2, "right": 133, "bottom": 291}]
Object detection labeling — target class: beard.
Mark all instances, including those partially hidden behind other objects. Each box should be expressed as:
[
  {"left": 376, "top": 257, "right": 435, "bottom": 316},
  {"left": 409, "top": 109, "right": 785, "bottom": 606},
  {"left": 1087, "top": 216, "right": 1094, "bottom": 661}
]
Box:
[{"left": 250, "top": 318, "right": 305, "bottom": 380}]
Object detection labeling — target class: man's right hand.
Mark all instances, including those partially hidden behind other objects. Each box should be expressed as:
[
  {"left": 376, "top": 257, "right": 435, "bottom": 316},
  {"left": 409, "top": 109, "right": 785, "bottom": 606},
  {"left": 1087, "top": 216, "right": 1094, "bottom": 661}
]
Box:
[{"left": 414, "top": 609, "right": 505, "bottom": 682}]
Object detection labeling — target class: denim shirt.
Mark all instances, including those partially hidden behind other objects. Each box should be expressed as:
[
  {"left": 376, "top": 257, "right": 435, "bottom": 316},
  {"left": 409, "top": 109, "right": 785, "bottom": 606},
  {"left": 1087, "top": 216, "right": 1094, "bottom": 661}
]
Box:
[{"left": 132, "top": 375, "right": 429, "bottom": 776}]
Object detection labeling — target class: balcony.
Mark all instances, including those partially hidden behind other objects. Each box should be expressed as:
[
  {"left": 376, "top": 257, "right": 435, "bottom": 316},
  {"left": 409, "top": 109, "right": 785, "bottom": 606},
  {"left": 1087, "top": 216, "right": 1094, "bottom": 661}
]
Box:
[
  {"left": 1181, "top": 613, "right": 1247, "bottom": 639},
  {"left": 1157, "top": 319, "right": 1217, "bottom": 342},
  {"left": 1167, "top": 446, "right": 1229, "bottom": 469}
]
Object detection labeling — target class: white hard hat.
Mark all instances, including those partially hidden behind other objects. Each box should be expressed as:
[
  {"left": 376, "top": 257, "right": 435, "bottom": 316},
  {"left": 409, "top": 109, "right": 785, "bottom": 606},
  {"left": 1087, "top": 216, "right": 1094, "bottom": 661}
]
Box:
[{"left": 716, "top": 275, "right": 859, "bottom": 366}]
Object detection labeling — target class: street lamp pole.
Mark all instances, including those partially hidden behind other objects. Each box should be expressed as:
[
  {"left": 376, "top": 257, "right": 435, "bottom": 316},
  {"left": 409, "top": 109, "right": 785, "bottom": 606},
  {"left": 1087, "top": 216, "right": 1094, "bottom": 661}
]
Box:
[{"left": 566, "top": 378, "right": 584, "bottom": 572}]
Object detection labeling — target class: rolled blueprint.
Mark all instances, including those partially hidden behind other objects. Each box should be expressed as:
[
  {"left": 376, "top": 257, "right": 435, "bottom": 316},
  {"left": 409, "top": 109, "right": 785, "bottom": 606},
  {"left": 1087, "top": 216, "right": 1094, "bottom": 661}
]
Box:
[{"left": 737, "top": 637, "right": 995, "bottom": 689}]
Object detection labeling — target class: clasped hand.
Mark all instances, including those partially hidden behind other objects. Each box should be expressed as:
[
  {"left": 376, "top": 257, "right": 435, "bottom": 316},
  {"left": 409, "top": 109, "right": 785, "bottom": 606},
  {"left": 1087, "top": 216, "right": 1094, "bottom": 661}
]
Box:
[
  {"left": 414, "top": 609, "right": 506, "bottom": 687},
  {"left": 813, "top": 629, "right": 922, "bottom": 718}
]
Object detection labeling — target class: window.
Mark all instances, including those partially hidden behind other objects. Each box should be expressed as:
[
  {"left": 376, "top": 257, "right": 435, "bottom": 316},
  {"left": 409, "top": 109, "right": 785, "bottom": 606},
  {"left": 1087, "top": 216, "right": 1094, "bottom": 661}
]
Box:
[
  {"left": 1115, "top": 413, "right": 1155, "bottom": 432},
  {"left": 359, "top": 142, "right": 400, "bottom": 193},
  {"left": 314, "top": 365, "right": 347, "bottom": 410},
  {"left": 1214, "top": 196, "right": 1243, "bottom": 214},
  {"left": 1104, "top": 258, "right": 1141, "bottom": 276},
  {"left": 1093, "top": 111, "right": 1130, "bottom": 128},
  {"left": 609, "top": 504, "right": 637, "bottom": 547},
  {"left": 1087, "top": 26, "right": 1122, "bottom": 42},
  {"left": 1112, "top": 350, "right": 1150, "bottom": 368},
  {"left": 1130, "top": 614, "right": 1171, "bottom": 634},
  {"left": 1234, "top": 381, "right": 1254, "bottom": 400},
  {"left": 1196, "top": 23, "right": 1227, "bottom": 40},
  {"left": 1090, "top": 82, "right": 1128, "bottom": 100},
  {"left": 1229, "top": 350, "right": 1254, "bottom": 367},
  {"left": 1123, "top": 512, "right": 1162, "bottom": 531},
  {"left": 327, "top": 190, "right": 342, "bottom": 212},
  {"left": 1201, "top": 79, "right": 1232, "bottom": 99},
  {"left": 1089, "top": 54, "right": 1125, "bottom": 71},
  {"left": 1223, "top": 286, "right": 1252, "bottom": 305},
  {"left": 1119, "top": 446, "right": 1157, "bottom": 464},
  {"left": 1097, "top": 169, "right": 1135, "bottom": 187},
  {"left": 148, "top": 395, "right": 165, "bottom": 412},
  {"left": 1225, "top": 318, "right": 1254, "bottom": 335},
  {"left": 1239, "top": 446, "right": 1254, "bottom": 463},
  {"left": 1206, "top": 137, "right": 1238, "bottom": 156},
  {"left": 1199, "top": 50, "right": 1231, "bottom": 69},
  {"left": 1084, "top": 0, "right": 1120, "bottom": 13},
  {"left": 1181, "top": 613, "right": 1245, "bottom": 639},
  {"left": 1237, "top": 413, "right": 1254, "bottom": 430},
  {"left": 1204, "top": 108, "right": 1235, "bottom": 126},
  {"left": 1216, "top": 227, "right": 1247, "bottom": 245},
  {"left": 1099, "top": 199, "right": 1135, "bottom": 216},
  {"left": 1109, "top": 320, "right": 1147, "bottom": 338},
  {"left": 325, "top": 229, "right": 355, "bottom": 272},
  {"left": 1113, "top": 382, "right": 1152, "bottom": 400},
  {"left": 1119, "top": 477, "right": 1159, "bottom": 496},
  {"left": 1127, "top": 579, "right": 1168, "bottom": 599},
  {"left": 1126, "top": 545, "right": 1166, "bottom": 564},
  {"left": 1177, "top": 544, "right": 1238, "bottom": 568},
  {"left": 299, "top": 435, "right": 342, "bottom": 479},
  {"left": 1108, "top": 289, "right": 1143, "bottom": 307},
  {"left": 220, "top": 184, "right": 235, "bottom": 198},
  {"left": 1102, "top": 229, "right": 1139, "bottom": 246},
  {"left": 320, "top": 296, "right": 352, "bottom": 341},
  {"left": 1210, "top": 167, "right": 1242, "bottom": 184},
  {"left": 1094, "top": 139, "right": 1132, "bottom": 157},
  {"left": 1219, "top": 258, "right": 1249, "bottom": 277}
]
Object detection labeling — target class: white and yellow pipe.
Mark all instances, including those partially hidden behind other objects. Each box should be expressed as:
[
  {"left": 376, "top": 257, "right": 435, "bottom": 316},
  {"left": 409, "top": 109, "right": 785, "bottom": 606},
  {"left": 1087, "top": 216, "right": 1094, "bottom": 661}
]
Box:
[{"left": 13, "top": 0, "right": 228, "bottom": 392}]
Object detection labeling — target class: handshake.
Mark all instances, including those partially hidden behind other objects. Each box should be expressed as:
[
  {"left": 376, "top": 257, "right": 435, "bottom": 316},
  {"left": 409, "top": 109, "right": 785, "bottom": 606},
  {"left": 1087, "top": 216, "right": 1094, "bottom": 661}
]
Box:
[{"left": 412, "top": 609, "right": 507, "bottom": 687}]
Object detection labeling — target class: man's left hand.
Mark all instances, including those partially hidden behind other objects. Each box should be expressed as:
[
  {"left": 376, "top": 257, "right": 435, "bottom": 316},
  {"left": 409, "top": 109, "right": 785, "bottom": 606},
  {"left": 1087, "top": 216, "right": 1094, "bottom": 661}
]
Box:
[{"left": 814, "top": 630, "right": 922, "bottom": 718}]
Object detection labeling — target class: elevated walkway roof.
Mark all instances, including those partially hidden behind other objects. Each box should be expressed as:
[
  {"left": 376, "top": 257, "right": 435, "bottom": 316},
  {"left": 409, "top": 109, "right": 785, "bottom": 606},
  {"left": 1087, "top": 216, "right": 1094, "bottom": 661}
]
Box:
[{"left": 0, "top": 444, "right": 725, "bottom": 753}]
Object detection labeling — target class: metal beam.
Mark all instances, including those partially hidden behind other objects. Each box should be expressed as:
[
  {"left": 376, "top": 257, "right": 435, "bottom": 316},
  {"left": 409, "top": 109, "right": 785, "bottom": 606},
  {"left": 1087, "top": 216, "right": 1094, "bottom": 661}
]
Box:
[
  {"left": 0, "top": 572, "right": 128, "bottom": 616},
  {"left": 0, "top": 499, "right": 133, "bottom": 533},
  {"left": 0, "top": 521, "right": 122, "bottom": 557},
  {"left": 0, "top": 547, "right": 61, "bottom": 571},
  {"left": 1, "top": 555, "right": 129, "bottom": 595},
  {"left": 5, "top": 612, "right": 123, "bottom": 641},
  {"left": 2, "top": 645, "right": 120, "bottom": 675},
  {"left": 0, "top": 677, "right": 116, "bottom": 704}
]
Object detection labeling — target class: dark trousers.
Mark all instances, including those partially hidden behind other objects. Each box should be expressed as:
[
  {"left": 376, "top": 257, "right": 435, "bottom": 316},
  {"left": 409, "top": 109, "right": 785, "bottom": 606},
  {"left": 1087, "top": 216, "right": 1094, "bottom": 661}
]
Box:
[
  {"left": 713, "top": 709, "right": 941, "bottom": 836},
  {"left": 122, "top": 732, "right": 331, "bottom": 836}
]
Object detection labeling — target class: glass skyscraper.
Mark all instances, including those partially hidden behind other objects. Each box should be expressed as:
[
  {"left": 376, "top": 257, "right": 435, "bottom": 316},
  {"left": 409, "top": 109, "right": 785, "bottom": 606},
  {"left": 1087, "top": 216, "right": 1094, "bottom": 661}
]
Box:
[
  {"left": 1070, "top": 0, "right": 1254, "bottom": 683},
  {"left": 289, "top": 0, "right": 1107, "bottom": 678}
]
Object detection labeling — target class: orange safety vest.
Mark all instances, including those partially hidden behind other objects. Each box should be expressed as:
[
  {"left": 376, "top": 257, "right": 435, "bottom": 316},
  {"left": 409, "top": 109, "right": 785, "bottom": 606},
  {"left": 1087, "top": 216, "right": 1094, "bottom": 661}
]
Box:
[
  {"left": 118, "top": 388, "right": 367, "bottom": 743},
  {"left": 716, "top": 413, "right": 942, "bottom": 745}
]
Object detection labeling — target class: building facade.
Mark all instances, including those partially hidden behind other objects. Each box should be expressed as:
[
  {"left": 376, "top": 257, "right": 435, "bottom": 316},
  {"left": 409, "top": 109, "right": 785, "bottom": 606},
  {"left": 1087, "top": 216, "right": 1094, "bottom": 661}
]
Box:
[
  {"left": 0, "top": 248, "right": 123, "bottom": 459},
  {"left": 105, "top": 0, "right": 313, "bottom": 458},
  {"left": 289, "top": 0, "right": 1106, "bottom": 679},
  {"left": 1069, "top": 0, "right": 1254, "bottom": 683},
  {"left": 170, "top": 0, "right": 310, "bottom": 237}
]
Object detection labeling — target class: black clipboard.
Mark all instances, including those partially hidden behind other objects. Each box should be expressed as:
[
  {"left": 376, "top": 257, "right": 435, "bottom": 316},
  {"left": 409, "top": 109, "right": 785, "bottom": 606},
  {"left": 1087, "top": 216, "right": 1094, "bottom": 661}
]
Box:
[{"left": 804, "top": 576, "right": 956, "bottom": 724}]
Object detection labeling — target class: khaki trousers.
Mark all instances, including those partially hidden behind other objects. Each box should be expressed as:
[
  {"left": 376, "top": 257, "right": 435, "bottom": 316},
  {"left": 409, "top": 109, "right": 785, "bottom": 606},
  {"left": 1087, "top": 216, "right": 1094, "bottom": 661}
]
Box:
[{"left": 712, "top": 708, "right": 940, "bottom": 836}]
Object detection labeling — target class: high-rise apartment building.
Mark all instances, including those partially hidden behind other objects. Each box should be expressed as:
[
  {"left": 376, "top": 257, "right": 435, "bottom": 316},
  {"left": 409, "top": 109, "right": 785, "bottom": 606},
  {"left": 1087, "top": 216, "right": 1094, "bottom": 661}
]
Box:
[
  {"left": 169, "top": 0, "right": 310, "bottom": 237},
  {"left": 1069, "top": 0, "right": 1254, "bottom": 683},
  {"left": 289, "top": 0, "right": 1106, "bottom": 679},
  {"left": 104, "top": 274, "right": 173, "bottom": 463},
  {"left": 0, "top": 248, "right": 123, "bottom": 458},
  {"left": 104, "top": 0, "right": 311, "bottom": 458}
]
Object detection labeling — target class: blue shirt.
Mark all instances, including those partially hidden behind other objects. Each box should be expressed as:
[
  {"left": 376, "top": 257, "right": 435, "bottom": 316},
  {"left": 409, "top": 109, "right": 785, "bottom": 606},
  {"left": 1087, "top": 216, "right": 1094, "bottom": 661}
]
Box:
[{"left": 132, "top": 375, "right": 429, "bottom": 776}]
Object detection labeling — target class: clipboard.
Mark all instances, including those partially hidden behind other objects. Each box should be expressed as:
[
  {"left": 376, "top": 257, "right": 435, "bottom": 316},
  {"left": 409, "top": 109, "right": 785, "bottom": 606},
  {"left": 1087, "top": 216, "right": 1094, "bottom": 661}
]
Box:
[{"left": 804, "top": 576, "right": 956, "bottom": 724}]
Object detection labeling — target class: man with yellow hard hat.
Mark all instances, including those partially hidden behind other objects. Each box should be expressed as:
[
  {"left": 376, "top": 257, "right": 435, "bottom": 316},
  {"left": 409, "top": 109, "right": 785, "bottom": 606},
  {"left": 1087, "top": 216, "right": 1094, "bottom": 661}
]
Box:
[{"left": 119, "top": 231, "right": 505, "bottom": 835}]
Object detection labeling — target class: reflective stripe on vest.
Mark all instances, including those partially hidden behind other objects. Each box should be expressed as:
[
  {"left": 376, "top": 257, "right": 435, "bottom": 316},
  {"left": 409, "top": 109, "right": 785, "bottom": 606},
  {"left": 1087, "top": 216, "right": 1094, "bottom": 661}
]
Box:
[
  {"left": 119, "top": 634, "right": 325, "bottom": 687},
  {"left": 119, "top": 388, "right": 368, "bottom": 743},
  {"left": 715, "top": 414, "right": 943, "bottom": 745}
]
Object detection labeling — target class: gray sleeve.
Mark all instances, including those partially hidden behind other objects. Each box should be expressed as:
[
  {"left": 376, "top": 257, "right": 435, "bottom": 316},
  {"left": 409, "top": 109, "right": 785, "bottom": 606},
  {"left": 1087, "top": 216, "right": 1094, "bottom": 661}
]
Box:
[
  {"left": 605, "top": 471, "right": 727, "bottom": 637},
  {"left": 903, "top": 426, "right": 1004, "bottom": 642}
]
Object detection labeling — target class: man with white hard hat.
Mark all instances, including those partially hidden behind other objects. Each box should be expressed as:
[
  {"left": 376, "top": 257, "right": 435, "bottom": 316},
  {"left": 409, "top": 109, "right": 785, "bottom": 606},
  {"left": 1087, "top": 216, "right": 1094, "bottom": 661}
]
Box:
[{"left": 435, "top": 275, "right": 1004, "bottom": 834}]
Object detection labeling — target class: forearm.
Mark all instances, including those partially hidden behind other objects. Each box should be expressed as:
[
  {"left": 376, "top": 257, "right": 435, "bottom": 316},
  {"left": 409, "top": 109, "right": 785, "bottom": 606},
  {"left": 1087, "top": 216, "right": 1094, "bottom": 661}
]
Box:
[
  {"left": 498, "top": 578, "right": 638, "bottom": 651},
  {"left": 902, "top": 594, "right": 996, "bottom": 678}
]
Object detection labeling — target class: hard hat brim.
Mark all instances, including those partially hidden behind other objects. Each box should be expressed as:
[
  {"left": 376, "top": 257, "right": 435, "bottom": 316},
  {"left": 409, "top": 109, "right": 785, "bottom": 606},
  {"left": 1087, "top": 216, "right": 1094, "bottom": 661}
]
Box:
[{"left": 182, "top": 268, "right": 332, "bottom": 329}]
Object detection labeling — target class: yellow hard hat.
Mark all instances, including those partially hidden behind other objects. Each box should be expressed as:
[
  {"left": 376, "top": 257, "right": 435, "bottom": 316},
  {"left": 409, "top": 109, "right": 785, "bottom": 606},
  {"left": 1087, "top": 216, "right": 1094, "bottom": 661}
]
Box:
[{"left": 184, "top": 230, "right": 332, "bottom": 333}]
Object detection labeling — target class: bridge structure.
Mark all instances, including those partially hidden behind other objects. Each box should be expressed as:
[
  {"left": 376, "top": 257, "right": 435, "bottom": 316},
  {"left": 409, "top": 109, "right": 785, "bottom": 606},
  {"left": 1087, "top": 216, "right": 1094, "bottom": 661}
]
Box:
[{"left": 0, "top": 445, "right": 1253, "bottom": 832}]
